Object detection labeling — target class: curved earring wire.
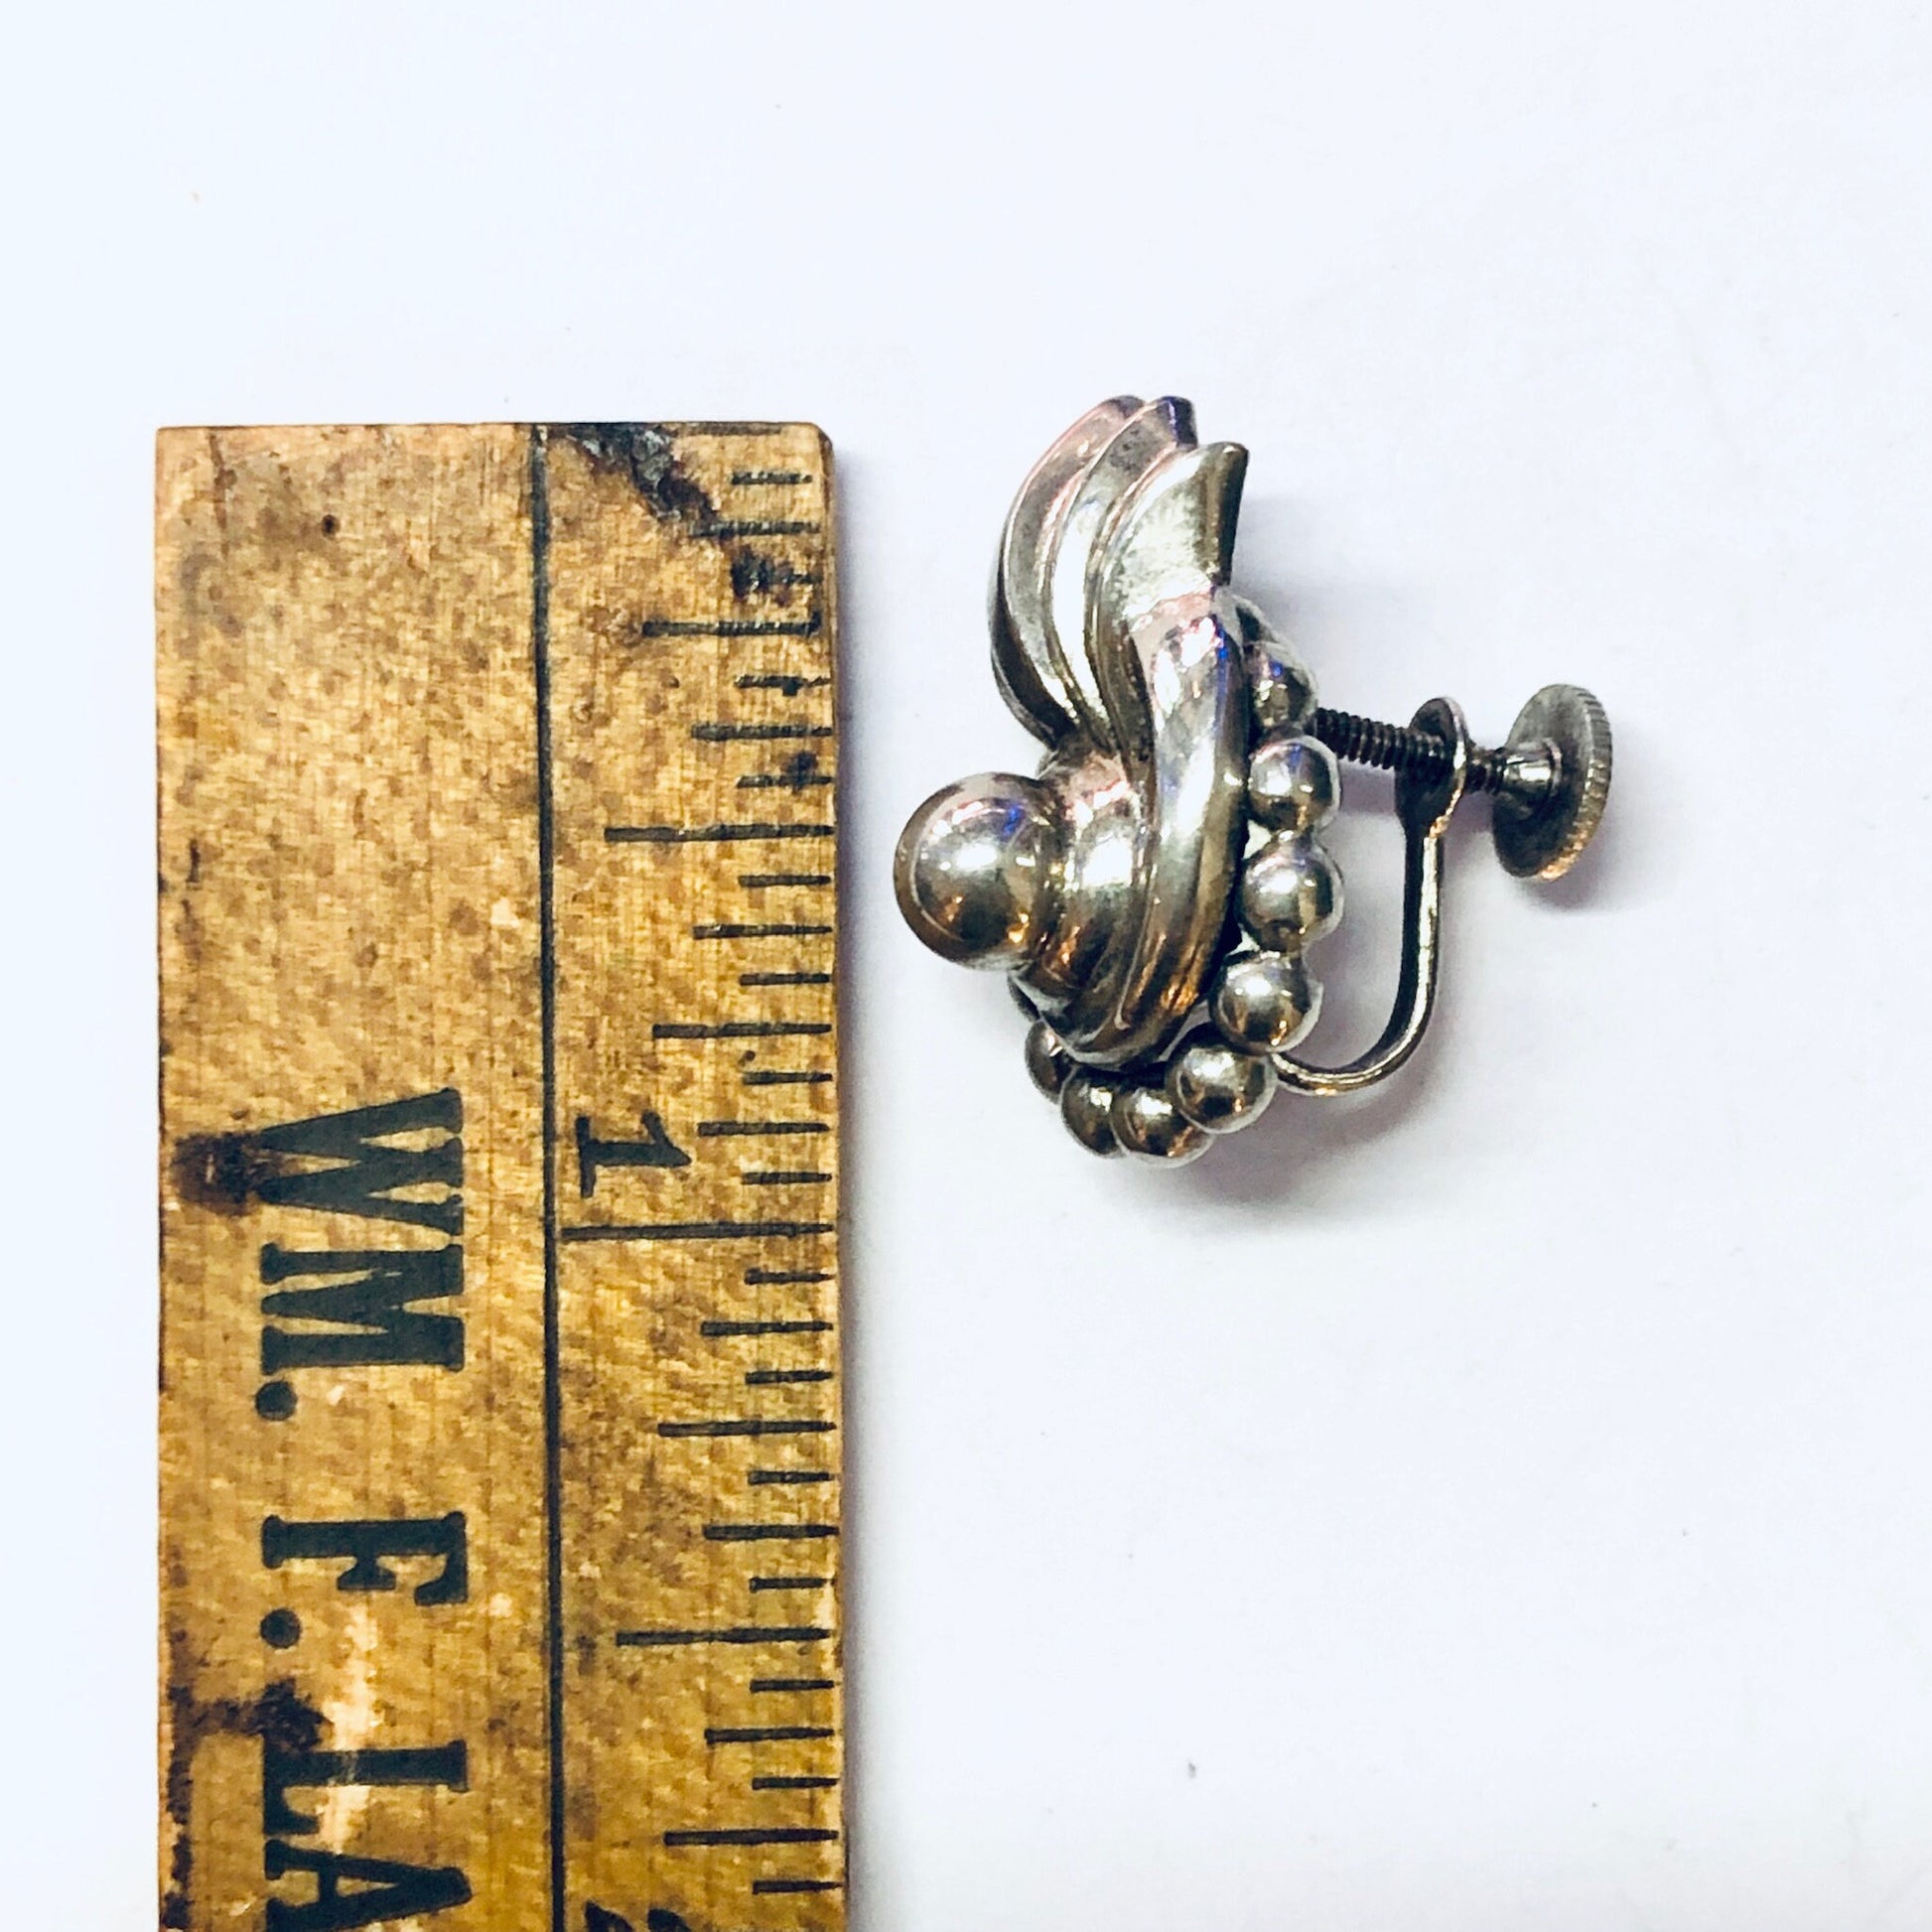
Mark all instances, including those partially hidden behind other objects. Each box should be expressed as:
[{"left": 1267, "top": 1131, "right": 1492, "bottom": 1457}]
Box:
[{"left": 1274, "top": 699, "right": 1466, "bottom": 1097}]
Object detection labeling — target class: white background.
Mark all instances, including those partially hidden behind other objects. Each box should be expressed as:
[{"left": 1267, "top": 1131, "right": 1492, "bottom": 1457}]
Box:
[{"left": 5, "top": 4, "right": 1931, "bottom": 1926}]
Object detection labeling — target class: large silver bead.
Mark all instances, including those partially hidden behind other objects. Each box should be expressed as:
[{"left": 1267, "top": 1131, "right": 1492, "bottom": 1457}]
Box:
[
  {"left": 1166, "top": 1036, "right": 1277, "bottom": 1134},
  {"left": 1239, "top": 832, "right": 1343, "bottom": 951},
  {"left": 1247, "top": 733, "right": 1339, "bottom": 834},
  {"left": 1110, "top": 1083, "right": 1209, "bottom": 1165},
  {"left": 1059, "top": 1069, "right": 1126, "bottom": 1157},
  {"left": 894, "top": 771, "right": 1062, "bottom": 971},
  {"left": 1211, "top": 948, "right": 1320, "bottom": 1053},
  {"left": 1024, "top": 1019, "right": 1073, "bottom": 1099}
]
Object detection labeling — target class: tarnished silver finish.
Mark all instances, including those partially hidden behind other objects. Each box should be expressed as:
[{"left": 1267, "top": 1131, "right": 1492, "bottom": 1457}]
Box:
[
  {"left": 1239, "top": 599, "right": 1316, "bottom": 735},
  {"left": 990, "top": 397, "right": 1132, "bottom": 745},
  {"left": 1018, "top": 740, "right": 1139, "bottom": 1012},
  {"left": 1247, "top": 732, "right": 1338, "bottom": 833},
  {"left": 896, "top": 396, "right": 1614, "bottom": 1164},
  {"left": 1111, "top": 1082, "right": 1209, "bottom": 1166},
  {"left": 901, "top": 393, "right": 1266, "bottom": 1094},
  {"left": 1211, "top": 947, "right": 1320, "bottom": 1054},
  {"left": 1238, "top": 831, "right": 1345, "bottom": 951},
  {"left": 1309, "top": 687, "right": 1612, "bottom": 883},
  {"left": 1491, "top": 684, "right": 1613, "bottom": 880},
  {"left": 1274, "top": 699, "right": 1464, "bottom": 1097},
  {"left": 1024, "top": 1019, "right": 1073, "bottom": 1099},
  {"left": 1167, "top": 1035, "right": 1278, "bottom": 1134},
  {"left": 1059, "top": 1069, "right": 1126, "bottom": 1157},
  {"left": 895, "top": 770, "right": 1061, "bottom": 969}
]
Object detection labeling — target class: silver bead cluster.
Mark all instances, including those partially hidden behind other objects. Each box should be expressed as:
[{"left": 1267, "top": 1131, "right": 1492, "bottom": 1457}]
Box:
[{"left": 1022, "top": 619, "right": 1343, "bottom": 1165}]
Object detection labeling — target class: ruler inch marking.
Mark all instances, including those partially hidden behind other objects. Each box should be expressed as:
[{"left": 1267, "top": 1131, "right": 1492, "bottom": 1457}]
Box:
[
  {"left": 705, "top": 1524, "right": 839, "bottom": 1543},
  {"left": 730, "top": 683, "right": 830, "bottom": 707},
  {"left": 696, "top": 518, "right": 822, "bottom": 538},
  {"left": 608, "top": 822, "right": 835, "bottom": 844},
  {"left": 663, "top": 1827, "right": 839, "bottom": 1847},
  {"left": 564, "top": 1219, "right": 834, "bottom": 1243},
  {"left": 695, "top": 922, "right": 833, "bottom": 940},
  {"left": 640, "top": 616, "right": 821, "bottom": 637},
  {"left": 706, "top": 1321, "right": 834, "bottom": 1339},
  {"left": 617, "top": 1627, "right": 832, "bottom": 1649},
  {"left": 699, "top": 1732, "right": 835, "bottom": 1750},
  {"left": 657, "top": 1419, "right": 835, "bottom": 1439},
  {"left": 653, "top": 1021, "right": 831, "bottom": 1039},
  {"left": 547, "top": 421, "right": 844, "bottom": 1925},
  {"left": 692, "top": 722, "right": 834, "bottom": 743}
]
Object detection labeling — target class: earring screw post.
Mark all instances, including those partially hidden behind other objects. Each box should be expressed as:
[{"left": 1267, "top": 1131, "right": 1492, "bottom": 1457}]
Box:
[{"left": 1310, "top": 683, "right": 1611, "bottom": 880}]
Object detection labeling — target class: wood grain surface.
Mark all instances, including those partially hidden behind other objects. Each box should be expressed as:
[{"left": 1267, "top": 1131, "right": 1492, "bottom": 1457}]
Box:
[{"left": 158, "top": 423, "right": 842, "bottom": 1932}]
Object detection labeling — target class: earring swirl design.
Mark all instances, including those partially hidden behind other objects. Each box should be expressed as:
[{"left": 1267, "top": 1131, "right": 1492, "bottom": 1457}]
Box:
[
  {"left": 895, "top": 397, "right": 1610, "bottom": 1167},
  {"left": 894, "top": 397, "right": 1342, "bottom": 1164}
]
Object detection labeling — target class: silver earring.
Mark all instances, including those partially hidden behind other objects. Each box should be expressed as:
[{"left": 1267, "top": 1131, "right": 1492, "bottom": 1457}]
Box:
[{"left": 894, "top": 396, "right": 1612, "bottom": 1166}]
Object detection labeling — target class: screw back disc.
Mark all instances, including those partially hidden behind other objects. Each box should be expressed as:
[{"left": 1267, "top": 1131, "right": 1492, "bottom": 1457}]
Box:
[{"left": 1492, "top": 684, "right": 1612, "bottom": 879}]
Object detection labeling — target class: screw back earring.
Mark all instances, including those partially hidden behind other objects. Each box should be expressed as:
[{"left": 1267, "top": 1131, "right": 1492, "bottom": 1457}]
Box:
[{"left": 894, "top": 396, "right": 1611, "bottom": 1165}]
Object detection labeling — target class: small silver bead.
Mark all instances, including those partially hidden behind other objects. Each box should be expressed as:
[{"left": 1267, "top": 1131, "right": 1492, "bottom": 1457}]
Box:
[
  {"left": 1247, "top": 733, "right": 1339, "bottom": 834},
  {"left": 1167, "top": 1036, "right": 1278, "bottom": 1134},
  {"left": 1247, "top": 643, "right": 1316, "bottom": 738},
  {"left": 1109, "top": 1082, "right": 1209, "bottom": 1165},
  {"left": 1239, "top": 832, "right": 1343, "bottom": 950},
  {"left": 1211, "top": 948, "right": 1320, "bottom": 1053},
  {"left": 1024, "top": 1019, "right": 1074, "bottom": 1099},
  {"left": 1059, "top": 1070, "right": 1125, "bottom": 1157}
]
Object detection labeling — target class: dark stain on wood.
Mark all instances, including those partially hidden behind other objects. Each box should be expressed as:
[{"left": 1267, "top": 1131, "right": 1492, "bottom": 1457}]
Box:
[
  {"left": 561, "top": 424, "right": 722, "bottom": 536},
  {"left": 162, "top": 1669, "right": 325, "bottom": 1928},
  {"left": 170, "top": 1130, "right": 298, "bottom": 1215}
]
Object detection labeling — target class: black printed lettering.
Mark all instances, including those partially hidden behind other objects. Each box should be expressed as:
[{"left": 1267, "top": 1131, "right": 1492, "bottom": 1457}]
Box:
[
  {"left": 576, "top": 1110, "right": 690, "bottom": 1195},
  {"left": 264, "top": 1740, "right": 469, "bottom": 1835},
  {"left": 261, "top": 1513, "right": 468, "bottom": 1605},
  {"left": 260, "top": 1245, "right": 463, "bottom": 1372},
  {"left": 263, "top": 1841, "right": 471, "bottom": 1931},
  {"left": 246, "top": 1089, "right": 465, "bottom": 1234}
]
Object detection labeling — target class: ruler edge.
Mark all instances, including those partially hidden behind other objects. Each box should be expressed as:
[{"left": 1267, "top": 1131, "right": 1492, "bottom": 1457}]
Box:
[{"left": 154, "top": 419, "right": 849, "bottom": 1928}]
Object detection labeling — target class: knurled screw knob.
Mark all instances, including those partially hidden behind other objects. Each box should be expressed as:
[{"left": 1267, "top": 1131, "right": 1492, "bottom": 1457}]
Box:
[{"left": 1309, "top": 682, "right": 1611, "bottom": 880}]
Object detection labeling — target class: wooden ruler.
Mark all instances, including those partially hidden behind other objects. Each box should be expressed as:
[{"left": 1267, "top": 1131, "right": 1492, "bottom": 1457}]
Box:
[{"left": 158, "top": 423, "right": 842, "bottom": 1932}]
